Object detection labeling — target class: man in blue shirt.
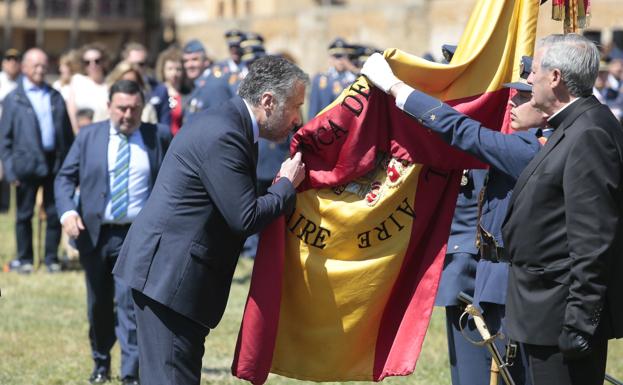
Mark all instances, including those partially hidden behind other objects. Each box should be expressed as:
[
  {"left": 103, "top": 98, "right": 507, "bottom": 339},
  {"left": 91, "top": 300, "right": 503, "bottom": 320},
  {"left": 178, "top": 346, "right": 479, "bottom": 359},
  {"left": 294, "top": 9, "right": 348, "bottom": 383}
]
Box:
[
  {"left": 55, "top": 80, "right": 170, "bottom": 384},
  {"left": 0, "top": 48, "right": 73, "bottom": 273}
]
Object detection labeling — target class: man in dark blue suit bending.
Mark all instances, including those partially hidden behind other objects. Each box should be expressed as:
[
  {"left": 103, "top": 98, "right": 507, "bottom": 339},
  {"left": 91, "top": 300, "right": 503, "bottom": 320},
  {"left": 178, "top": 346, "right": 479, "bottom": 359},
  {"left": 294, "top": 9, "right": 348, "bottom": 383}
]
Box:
[
  {"left": 55, "top": 80, "right": 171, "bottom": 384},
  {"left": 113, "top": 55, "right": 308, "bottom": 385}
]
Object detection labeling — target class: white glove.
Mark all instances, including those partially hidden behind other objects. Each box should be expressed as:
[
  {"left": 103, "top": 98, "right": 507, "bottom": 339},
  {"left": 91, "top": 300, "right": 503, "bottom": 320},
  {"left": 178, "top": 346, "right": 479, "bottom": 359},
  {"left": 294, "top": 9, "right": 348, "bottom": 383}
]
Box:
[{"left": 361, "top": 52, "right": 402, "bottom": 93}]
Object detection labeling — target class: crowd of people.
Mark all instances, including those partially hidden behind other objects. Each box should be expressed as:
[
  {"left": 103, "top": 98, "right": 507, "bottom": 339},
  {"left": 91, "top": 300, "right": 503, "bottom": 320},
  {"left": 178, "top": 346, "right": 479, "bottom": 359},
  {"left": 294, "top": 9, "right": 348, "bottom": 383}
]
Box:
[{"left": 0, "top": 28, "right": 622, "bottom": 385}]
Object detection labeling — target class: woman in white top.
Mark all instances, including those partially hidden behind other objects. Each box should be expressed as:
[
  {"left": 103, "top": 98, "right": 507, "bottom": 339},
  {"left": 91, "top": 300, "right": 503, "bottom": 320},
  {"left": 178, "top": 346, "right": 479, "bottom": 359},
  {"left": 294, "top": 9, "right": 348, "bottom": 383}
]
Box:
[
  {"left": 52, "top": 50, "right": 79, "bottom": 102},
  {"left": 66, "top": 43, "right": 110, "bottom": 133}
]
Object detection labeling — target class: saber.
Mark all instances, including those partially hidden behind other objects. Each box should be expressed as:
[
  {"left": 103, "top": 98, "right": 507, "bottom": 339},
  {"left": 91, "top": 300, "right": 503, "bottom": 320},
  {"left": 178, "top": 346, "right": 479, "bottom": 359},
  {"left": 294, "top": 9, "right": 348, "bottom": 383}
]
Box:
[
  {"left": 606, "top": 373, "right": 623, "bottom": 385},
  {"left": 458, "top": 291, "right": 515, "bottom": 385},
  {"left": 458, "top": 291, "right": 623, "bottom": 385}
]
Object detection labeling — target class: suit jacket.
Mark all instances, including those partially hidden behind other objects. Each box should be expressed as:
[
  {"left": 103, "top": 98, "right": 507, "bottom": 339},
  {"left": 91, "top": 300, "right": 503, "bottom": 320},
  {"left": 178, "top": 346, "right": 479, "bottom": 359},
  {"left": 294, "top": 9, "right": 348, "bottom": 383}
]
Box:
[
  {"left": 502, "top": 96, "right": 623, "bottom": 345},
  {"left": 112, "top": 96, "right": 297, "bottom": 328},
  {"left": 0, "top": 78, "right": 74, "bottom": 182},
  {"left": 54, "top": 120, "right": 171, "bottom": 253}
]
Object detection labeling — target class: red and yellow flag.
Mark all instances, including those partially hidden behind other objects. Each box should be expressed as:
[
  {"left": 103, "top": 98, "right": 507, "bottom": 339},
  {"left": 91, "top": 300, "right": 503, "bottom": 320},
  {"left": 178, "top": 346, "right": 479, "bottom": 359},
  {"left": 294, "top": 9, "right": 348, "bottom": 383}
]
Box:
[{"left": 233, "top": 0, "right": 539, "bottom": 383}]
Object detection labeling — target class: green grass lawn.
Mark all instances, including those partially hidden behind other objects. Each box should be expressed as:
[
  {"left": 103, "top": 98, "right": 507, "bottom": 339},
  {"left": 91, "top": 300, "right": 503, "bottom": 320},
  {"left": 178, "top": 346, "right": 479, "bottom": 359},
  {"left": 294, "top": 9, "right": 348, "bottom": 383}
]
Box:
[{"left": 0, "top": 196, "right": 621, "bottom": 384}]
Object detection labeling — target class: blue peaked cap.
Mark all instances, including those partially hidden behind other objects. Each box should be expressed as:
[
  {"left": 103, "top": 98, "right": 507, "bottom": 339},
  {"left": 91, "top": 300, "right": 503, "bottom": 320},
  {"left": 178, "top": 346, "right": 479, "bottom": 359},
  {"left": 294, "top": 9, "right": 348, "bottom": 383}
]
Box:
[{"left": 183, "top": 39, "right": 206, "bottom": 54}]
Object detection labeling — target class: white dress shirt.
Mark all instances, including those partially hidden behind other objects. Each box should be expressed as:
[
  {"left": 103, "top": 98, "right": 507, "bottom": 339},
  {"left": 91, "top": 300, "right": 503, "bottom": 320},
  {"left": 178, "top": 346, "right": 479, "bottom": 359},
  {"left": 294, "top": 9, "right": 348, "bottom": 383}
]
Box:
[
  {"left": 103, "top": 124, "right": 151, "bottom": 224},
  {"left": 242, "top": 99, "right": 259, "bottom": 143}
]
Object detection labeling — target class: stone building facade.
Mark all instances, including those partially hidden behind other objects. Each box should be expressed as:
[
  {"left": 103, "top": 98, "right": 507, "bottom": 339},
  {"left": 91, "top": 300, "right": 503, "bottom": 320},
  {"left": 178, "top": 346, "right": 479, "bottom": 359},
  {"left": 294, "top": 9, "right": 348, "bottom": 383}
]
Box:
[{"left": 163, "top": 0, "right": 623, "bottom": 74}]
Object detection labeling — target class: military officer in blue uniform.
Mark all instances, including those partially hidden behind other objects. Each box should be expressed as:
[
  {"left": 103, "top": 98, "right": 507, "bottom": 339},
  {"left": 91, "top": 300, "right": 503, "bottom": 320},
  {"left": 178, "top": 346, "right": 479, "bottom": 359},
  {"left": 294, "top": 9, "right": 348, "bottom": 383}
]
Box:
[
  {"left": 182, "top": 39, "right": 216, "bottom": 117},
  {"left": 363, "top": 53, "right": 550, "bottom": 385},
  {"left": 211, "top": 29, "right": 245, "bottom": 77},
  {"left": 185, "top": 32, "right": 268, "bottom": 119},
  {"left": 226, "top": 33, "right": 267, "bottom": 94},
  {"left": 184, "top": 36, "right": 256, "bottom": 119},
  {"left": 347, "top": 44, "right": 382, "bottom": 72},
  {"left": 307, "top": 38, "right": 356, "bottom": 120},
  {"left": 182, "top": 39, "right": 212, "bottom": 89},
  {"left": 435, "top": 168, "right": 489, "bottom": 385},
  {"left": 184, "top": 73, "right": 233, "bottom": 118},
  {"left": 432, "top": 43, "right": 491, "bottom": 385}
]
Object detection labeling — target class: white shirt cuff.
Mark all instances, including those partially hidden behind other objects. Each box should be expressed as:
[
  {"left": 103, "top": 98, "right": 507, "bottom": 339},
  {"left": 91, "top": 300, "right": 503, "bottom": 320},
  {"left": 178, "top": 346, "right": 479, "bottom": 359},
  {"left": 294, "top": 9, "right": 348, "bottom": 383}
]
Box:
[
  {"left": 60, "top": 210, "right": 79, "bottom": 225},
  {"left": 395, "top": 85, "right": 416, "bottom": 111}
]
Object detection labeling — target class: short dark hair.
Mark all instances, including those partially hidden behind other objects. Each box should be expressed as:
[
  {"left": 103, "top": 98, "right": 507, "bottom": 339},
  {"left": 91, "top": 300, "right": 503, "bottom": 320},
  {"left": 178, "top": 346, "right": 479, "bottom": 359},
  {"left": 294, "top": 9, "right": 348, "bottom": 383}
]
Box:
[
  {"left": 238, "top": 55, "right": 309, "bottom": 107},
  {"left": 109, "top": 79, "right": 144, "bottom": 102}
]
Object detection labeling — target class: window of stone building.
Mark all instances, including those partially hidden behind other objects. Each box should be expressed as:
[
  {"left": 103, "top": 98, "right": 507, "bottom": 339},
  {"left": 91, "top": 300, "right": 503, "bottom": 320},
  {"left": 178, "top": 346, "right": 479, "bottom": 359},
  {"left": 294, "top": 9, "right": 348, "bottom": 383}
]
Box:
[
  {"left": 232, "top": 0, "right": 238, "bottom": 17},
  {"left": 217, "top": 0, "right": 224, "bottom": 17},
  {"left": 314, "top": 0, "right": 347, "bottom": 5},
  {"left": 245, "top": 0, "right": 252, "bottom": 16}
]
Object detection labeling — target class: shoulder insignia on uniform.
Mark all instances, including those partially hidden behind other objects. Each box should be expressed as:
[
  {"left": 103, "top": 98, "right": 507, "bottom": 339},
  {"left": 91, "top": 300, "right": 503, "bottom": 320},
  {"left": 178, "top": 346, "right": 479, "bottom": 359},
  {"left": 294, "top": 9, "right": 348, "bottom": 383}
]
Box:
[
  {"left": 229, "top": 74, "right": 238, "bottom": 85},
  {"left": 333, "top": 80, "right": 343, "bottom": 96},
  {"left": 538, "top": 137, "right": 548, "bottom": 146},
  {"left": 319, "top": 75, "right": 327, "bottom": 90}
]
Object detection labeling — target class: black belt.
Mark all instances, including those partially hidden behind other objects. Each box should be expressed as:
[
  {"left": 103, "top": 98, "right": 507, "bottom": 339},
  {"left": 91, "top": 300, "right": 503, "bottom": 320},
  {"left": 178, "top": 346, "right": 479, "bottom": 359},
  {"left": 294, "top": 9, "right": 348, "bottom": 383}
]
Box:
[
  {"left": 479, "top": 242, "right": 510, "bottom": 263},
  {"left": 101, "top": 223, "right": 131, "bottom": 231}
]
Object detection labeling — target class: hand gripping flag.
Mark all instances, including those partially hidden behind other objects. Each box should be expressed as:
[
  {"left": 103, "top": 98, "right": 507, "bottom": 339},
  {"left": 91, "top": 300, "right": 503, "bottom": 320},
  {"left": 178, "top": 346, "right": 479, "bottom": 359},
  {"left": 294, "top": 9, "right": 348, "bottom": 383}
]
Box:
[{"left": 233, "top": 0, "right": 539, "bottom": 383}]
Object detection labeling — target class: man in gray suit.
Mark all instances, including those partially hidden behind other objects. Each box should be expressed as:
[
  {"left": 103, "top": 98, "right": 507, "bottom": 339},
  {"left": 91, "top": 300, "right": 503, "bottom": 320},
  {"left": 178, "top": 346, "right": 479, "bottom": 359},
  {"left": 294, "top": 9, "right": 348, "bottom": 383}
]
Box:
[
  {"left": 113, "top": 56, "right": 308, "bottom": 385},
  {"left": 56, "top": 80, "right": 170, "bottom": 384}
]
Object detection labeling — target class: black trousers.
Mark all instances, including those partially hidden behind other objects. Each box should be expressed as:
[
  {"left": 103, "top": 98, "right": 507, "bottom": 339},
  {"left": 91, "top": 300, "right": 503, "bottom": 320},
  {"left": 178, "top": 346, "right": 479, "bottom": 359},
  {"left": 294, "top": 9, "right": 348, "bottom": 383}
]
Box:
[
  {"left": 81, "top": 225, "right": 138, "bottom": 379},
  {"left": 523, "top": 328, "right": 608, "bottom": 385},
  {"left": 133, "top": 290, "right": 210, "bottom": 385},
  {"left": 15, "top": 161, "right": 60, "bottom": 265},
  {"left": 0, "top": 178, "right": 10, "bottom": 212}
]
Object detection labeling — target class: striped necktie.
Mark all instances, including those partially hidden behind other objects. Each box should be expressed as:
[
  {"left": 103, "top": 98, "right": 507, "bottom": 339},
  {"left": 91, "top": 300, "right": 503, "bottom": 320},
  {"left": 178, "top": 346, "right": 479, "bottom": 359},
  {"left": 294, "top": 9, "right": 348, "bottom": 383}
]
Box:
[{"left": 111, "top": 133, "right": 130, "bottom": 221}]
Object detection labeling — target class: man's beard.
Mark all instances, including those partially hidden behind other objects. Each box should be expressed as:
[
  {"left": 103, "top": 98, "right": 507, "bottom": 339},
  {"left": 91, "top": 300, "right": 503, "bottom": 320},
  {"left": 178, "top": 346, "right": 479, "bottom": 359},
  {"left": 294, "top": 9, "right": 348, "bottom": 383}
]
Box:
[{"left": 260, "top": 104, "right": 288, "bottom": 142}]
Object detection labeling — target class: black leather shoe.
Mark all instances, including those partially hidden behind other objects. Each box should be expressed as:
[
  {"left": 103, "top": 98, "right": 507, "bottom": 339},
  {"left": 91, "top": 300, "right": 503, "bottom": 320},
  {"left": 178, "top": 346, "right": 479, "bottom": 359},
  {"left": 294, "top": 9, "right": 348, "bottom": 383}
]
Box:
[
  {"left": 88, "top": 372, "right": 110, "bottom": 384},
  {"left": 121, "top": 376, "right": 139, "bottom": 385}
]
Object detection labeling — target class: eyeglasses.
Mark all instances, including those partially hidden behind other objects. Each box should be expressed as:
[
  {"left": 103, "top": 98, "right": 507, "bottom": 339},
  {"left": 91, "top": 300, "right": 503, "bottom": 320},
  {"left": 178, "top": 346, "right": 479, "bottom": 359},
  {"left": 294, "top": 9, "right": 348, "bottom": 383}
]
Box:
[
  {"left": 4, "top": 55, "right": 19, "bottom": 61},
  {"left": 83, "top": 58, "right": 102, "bottom": 66},
  {"left": 135, "top": 61, "right": 146, "bottom": 67}
]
